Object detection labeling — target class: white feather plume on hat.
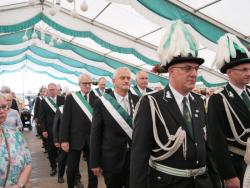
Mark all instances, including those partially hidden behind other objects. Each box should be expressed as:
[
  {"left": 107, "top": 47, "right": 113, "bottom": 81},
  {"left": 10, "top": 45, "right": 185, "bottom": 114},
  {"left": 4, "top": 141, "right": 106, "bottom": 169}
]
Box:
[
  {"left": 212, "top": 33, "right": 250, "bottom": 70},
  {"left": 157, "top": 20, "right": 198, "bottom": 66}
]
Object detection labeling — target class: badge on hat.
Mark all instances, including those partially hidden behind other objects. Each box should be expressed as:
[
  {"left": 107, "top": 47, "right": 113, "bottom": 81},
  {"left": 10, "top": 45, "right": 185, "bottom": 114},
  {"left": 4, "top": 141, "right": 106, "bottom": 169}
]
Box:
[
  {"left": 152, "top": 20, "right": 204, "bottom": 73},
  {"left": 212, "top": 33, "right": 250, "bottom": 73}
]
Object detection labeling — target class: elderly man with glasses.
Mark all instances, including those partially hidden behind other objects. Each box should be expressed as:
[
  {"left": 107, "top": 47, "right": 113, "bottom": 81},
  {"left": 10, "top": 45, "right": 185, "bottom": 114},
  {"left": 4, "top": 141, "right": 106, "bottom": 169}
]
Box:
[{"left": 60, "top": 74, "right": 98, "bottom": 188}]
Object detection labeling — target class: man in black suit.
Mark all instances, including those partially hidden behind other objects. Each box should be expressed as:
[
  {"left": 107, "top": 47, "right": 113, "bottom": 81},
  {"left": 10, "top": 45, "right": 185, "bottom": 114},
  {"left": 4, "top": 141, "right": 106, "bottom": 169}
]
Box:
[
  {"left": 130, "top": 20, "right": 220, "bottom": 188},
  {"left": 92, "top": 77, "right": 112, "bottom": 97},
  {"left": 60, "top": 74, "right": 98, "bottom": 188},
  {"left": 90, "top": 67, "right": 139, "bottom": 188},
  {"left": 207, "top": 33, "right": 250, "bottom": 188},
  {"left": 130, "top": 70, "right": 152, "bottom": 96},
  {"left": 40, "top": 83, "right": 65, "bottom": 176},
  {"left": 34, "top": 86, "right": 47, "bottom": 151}
]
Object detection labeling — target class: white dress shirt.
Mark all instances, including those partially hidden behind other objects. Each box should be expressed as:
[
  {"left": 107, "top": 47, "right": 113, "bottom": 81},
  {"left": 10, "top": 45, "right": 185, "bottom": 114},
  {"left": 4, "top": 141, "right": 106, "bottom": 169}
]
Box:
[{"left": 169, "top": 84, "right": 191, "bottom": 115}]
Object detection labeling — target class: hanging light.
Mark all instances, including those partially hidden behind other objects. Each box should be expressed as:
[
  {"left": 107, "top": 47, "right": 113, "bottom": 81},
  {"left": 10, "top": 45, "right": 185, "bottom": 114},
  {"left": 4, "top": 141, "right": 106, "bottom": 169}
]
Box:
[
  {"left": 32, "top": 30, "right": 38, "bottom": 39},
  {"left": 49, "top": 5, "right": 57, "bottom": 16},
  {"left": 80, "top": 0, "right": 88, "bottom": 12},
  {"left": 49, "top": 40, "right": 54, "bottom": 46},
  {"left": 56, "top": 38, "right": 62, "bottom": 44},
  {"left": 66, "top": 0, "right": 74, "bottom": 3},
  {"left": 22, "top": 34, "right": 29, "bottom": 41}
]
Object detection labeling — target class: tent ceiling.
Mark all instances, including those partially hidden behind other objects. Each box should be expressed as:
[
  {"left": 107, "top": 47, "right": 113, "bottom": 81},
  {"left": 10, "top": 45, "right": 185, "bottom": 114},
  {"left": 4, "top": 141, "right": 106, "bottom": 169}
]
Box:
[{"left": 0, "top": 0, "right": 233, "bottom": 88}]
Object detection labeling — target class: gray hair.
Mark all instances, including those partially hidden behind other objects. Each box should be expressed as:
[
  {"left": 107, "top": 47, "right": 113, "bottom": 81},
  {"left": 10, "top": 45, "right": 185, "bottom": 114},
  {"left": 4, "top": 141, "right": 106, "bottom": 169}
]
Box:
[
  {"left": 113, "top": 67, "right": 131, "bottom": 79},
  {"left": 136, "top": 70, "right": 148, "bottom": 80},
  {"left": 0, "top": 85, "right": 11, "bottom": 94},
  {"left": 78, "top": 73, "right": 92, "bottom": 84}
]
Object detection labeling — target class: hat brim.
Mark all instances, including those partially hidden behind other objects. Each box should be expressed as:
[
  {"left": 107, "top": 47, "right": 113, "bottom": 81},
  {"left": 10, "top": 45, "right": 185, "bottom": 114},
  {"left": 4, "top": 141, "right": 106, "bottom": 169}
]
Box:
[
  {"left": 161, "top": 56, "right": 204, "bottom": 73},
  {"left": 220, "top": 58, "right": 250, "bottom": 73}
]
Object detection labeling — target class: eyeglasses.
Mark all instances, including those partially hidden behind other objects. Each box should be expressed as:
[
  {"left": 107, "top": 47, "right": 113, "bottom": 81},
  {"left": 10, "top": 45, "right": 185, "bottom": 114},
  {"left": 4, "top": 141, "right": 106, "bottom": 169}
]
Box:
[
  {"left": 0, "top": 105, "right": 8, "bottom": 111},
  {"left": 231, "top": 67, "right": 250, "bottom": 72},
  {"left": 80, "top": 82, "right": 92, "bottom": 85},
  {"left": 171, "top": 66, "right": 200, "bottom": 72}
]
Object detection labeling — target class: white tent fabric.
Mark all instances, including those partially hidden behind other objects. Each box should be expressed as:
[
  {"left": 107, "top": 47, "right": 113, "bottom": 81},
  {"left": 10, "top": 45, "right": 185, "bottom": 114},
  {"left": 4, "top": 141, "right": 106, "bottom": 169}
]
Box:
[{"left": 0, "top": 0, "right": 239, "bottom": 93}]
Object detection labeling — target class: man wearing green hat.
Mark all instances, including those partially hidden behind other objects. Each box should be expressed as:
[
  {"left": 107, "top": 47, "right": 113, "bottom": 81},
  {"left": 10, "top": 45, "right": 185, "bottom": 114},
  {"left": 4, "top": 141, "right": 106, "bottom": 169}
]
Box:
[
  {"left": 208, "top": 33, "right": 250, "bottom": 188},
  {"left": 130, "top": 20, "right": 220, "bottom": 188}
]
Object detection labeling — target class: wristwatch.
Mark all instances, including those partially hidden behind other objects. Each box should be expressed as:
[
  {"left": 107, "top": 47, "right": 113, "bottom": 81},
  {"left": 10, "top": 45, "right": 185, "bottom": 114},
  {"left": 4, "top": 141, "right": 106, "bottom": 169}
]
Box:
[{"left": 18, "top": 183, "right": 25, "bottom": 188}]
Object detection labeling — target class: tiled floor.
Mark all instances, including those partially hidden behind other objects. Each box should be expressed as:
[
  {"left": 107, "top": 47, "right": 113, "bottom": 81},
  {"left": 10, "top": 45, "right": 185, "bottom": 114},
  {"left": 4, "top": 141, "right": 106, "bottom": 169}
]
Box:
[{"left": 23, "top": 129, "right": 105, "bottom": 188}]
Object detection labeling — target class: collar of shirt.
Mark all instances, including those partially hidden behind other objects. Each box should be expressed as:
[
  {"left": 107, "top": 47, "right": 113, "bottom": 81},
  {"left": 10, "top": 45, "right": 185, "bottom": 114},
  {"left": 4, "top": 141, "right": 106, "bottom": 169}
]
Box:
[
  {"left": 114, "top": 91, "right": 129, "bottom": 104},
  {"left": 229, "top": 82, "right": 247, "bottom": 98},
  {"left": 138, "top": 86, "right": 146, "bottom": 94},
  {"left": 81, "top": 91, "right": 89, "bottom": 101},
  {"left": 169, "top": 84, "right": 191, "bottom": 114}
]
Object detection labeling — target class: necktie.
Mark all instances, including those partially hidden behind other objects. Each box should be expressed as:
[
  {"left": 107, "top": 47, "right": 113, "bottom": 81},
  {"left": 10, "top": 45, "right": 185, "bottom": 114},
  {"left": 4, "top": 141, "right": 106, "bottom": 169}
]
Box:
[
  {"left": 182, "top": 97, "right": 193, "bottom": 137},
  {"left": 84, "top": 94, "right": 88, "bottom": 101},
  {"left": 241, "top": 91, "right": 250, "bottom": 112},
  {"left": 122, "top": 97, "right": 130, "bottom": 115}
]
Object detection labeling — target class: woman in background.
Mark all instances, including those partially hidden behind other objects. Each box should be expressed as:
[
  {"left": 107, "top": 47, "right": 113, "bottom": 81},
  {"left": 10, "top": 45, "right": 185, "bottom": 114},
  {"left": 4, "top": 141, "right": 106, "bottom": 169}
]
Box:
[
  {"left": 0, "top": 93, "right": 32, "bottom": 187},
  {"left": 4, "top": 93, "right": 23, "bottom": 131}
]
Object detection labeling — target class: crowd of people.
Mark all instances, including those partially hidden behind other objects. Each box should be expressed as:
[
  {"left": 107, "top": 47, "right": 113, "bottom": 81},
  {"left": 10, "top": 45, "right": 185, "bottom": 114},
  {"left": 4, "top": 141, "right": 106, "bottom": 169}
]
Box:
[{"left": 0, "top": 20, "right": 250, "bottom": 188}]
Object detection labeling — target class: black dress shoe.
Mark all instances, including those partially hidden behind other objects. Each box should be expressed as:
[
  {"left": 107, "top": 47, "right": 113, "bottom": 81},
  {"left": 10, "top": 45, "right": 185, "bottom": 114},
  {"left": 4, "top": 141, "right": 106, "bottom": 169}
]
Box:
[
  {"left": 58, "top": 177, "right": 64, "bottom": 184},
  {"left": 74, "top": 180, "right": 84, "bottom": 188},
  {"left": 50, "top": 168, "right": 57, "bottom": 176}
]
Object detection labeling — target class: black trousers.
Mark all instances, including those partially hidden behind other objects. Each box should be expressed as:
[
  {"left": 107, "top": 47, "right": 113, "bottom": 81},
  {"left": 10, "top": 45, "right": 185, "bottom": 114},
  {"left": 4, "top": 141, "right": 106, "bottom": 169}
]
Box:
[
  {"left": 67, "top": 147, "right": 98, "bottom": 188},
  {"left": 47, "top": 136, "right": 58, "bottom": 169},
  {"left": 103, "top": 151, "right": 130, "bottom": 188},
  {"left": 58, "top": 149, "right": 67, "bottom": 178}
]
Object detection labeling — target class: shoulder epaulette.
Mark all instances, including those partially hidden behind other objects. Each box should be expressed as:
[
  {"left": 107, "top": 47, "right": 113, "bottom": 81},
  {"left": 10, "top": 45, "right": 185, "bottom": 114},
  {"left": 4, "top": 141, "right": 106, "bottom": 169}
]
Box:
[
  {"left": 213, "top": 87, "right": 224, "bottom": 94},
  {"left": 141, "top": 89, "right": 160, "bottom": 97}
]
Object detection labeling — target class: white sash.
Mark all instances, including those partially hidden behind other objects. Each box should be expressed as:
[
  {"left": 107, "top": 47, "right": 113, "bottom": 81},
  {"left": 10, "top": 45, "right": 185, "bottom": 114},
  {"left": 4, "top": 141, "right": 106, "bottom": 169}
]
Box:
[
  {"left": 100, "top": 96, "right": 132, "bottom": 139},
  {"left": 130, "top": 87, "right": 138, "bottom": 96},
  {"left": 93, "top": 88, "right": 101, "bottom": 97},
  {"left": 72, "top": 92, "right": 92, "bottom": 122},
  {"left": 44, "top": 97, "right": 57, "bottom": 113}
]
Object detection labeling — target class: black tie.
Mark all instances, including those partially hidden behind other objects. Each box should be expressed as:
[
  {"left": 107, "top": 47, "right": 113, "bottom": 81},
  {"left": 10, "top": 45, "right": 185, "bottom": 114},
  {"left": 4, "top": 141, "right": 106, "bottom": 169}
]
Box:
[
  {"left": 84, "top": 94, "right": 87, "bottom": 101},
  {"left": 241, "top": 91, "right": 250, "bottom": 112},
  {"left": 182, "top": 97, "right": 193, "bottom": 137}
]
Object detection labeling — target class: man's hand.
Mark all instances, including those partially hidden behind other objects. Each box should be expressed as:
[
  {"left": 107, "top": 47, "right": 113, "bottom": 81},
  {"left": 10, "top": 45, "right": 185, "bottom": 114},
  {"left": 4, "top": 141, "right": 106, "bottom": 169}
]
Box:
[
  {"left": 224, "top": 177, "right": 240, "bottom": 188},
  {"left": 61, "top": 142, "right": 69, "bottom": 152},
  {"left": 91, "top": 167, "right": 102, "bottom": 176},
  {"left": 54, "top": 143, "right": 60, "bottom": 147},
  {"left": 42, "top": 131, "right": 48, "bottom": 138}
]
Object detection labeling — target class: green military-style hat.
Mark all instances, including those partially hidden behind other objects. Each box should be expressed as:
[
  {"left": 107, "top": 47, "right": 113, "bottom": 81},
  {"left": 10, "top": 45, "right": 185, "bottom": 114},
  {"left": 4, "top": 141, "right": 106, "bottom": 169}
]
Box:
[
  {"left": 154, "top": 20, "right": 204, "bottom": 73},
  {"left": 213, "top": 33, "right": 250, "bottom": 74}
]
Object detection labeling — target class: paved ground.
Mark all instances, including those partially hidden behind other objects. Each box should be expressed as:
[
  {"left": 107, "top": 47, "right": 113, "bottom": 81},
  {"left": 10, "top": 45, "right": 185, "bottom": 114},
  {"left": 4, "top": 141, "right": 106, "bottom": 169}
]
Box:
[{"left": 22, "top": 128, "right": 105, "bottom": 188}]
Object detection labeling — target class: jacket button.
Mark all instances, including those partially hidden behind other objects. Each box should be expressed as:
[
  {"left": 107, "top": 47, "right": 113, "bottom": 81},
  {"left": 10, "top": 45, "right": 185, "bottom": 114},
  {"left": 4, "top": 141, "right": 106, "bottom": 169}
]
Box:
[
  {"left": 194, "top": 143, "right": 198, "bottom": 146},
  {"left": 196, "top": 160, "right": 199, "bottom": 164},
  {"left": 157, "top": 176, "right": 162, "bottom": 180}
]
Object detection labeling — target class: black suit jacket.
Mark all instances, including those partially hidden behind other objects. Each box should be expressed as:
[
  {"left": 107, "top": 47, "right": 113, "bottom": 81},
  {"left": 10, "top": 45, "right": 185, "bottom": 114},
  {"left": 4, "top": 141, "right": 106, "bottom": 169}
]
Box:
[
  {"left": 60, "top": 91, "right": 97, "bottom": 150},
  {"left": 90, "top": 91, "right": 139, "bottom": 173},
  {"left": 34, "top": 96, "right": 42, "bottom": 122},
  {"left": 130, "top": 85, "right": 220, "bottom": 188},
  {"left": 208, "top": 83, "right": 250, "bottom": 180},
  {"left": 53, "top": 108, "right": 63, "bottom": 144},
  {"left": 39, "top": 95, "right": 65, "bottom": 137}
]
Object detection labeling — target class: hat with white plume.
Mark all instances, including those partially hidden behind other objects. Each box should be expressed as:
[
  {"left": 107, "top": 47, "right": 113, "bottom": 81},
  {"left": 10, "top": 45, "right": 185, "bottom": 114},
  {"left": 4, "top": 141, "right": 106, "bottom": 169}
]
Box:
[
  {"left": 155, "top": 20, "right": 204, "bottom": 73},
  {"left": 212, "top": 33, "right": 250, "bottom": 73}
]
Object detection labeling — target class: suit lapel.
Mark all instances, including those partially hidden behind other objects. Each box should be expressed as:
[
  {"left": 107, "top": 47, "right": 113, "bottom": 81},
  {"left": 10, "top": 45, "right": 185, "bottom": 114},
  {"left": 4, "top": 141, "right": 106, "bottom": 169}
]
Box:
[
  {"left": 225, "top": 84, "right": 250, "bottom": 118},
  {"left": 163, "top": 86, "right": 194, "bottom": 139},
  {"left": 189, "top": 94, "right": 201, "bottom": 141}
]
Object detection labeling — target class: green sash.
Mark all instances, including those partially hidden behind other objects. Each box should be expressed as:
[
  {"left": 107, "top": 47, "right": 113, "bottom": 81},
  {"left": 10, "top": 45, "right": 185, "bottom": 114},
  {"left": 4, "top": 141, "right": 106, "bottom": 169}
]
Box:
[
  {"left": 44, "top": 97, "right": 58, "bottom": 113},
  {"left": 72, "top": 92, "right": 93, "bottom": 122},
  {"left": 100, "top": 93, "right": 132, "bottom": 139}
]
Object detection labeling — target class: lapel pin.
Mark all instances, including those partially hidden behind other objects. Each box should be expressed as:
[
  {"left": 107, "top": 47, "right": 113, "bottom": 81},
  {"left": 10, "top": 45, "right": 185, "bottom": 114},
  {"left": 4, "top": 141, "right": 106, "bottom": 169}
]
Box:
[
  {"left": 190, "top": 94, "right": 195, "bottom": 101},
  {"left": 228, "top": 91, "right": 234, "bottom": 98},
  {"left": 166, "top": 91, "right": 172, "bottom": 99}
]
